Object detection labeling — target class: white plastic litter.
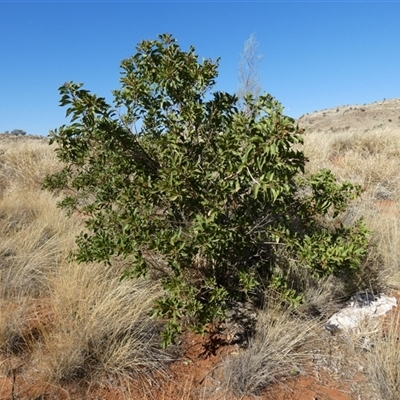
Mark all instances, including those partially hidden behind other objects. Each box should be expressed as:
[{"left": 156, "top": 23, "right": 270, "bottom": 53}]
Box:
[{"left": 325, "top": 292, "right": 397, "bottom": 333}]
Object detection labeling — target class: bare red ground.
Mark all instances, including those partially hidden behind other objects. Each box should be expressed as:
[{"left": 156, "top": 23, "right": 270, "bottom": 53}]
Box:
[
  {"left": 0, "top": 327, "right": 353, "bottom": 400},
  {"left": 8, "top": 291, "right": 400, "bottom": 399}
]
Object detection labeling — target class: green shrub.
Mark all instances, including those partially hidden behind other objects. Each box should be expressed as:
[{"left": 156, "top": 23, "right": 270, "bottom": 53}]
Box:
[{"left": 44, "top": 34, "right": 369, "bottom": 346}]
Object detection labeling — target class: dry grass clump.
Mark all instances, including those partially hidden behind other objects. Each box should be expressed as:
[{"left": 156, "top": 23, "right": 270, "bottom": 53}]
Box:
[
  {"left": 0, "top": 137, "right": 171, "bottom": 392},
  {"left": 221, "top": 304, "right": 319, "bottom": 397},
  {"left": 0, "top": 138, "right": 83, "bottom": 363},
  {"left": 304, "top": 127, "right": 400, "bottom": 200},
  {"left": 0, "top": 138, "right": 71, "bottom": 297},
  {"left": 0, "top": 191, "right": 79, "bottom": 299},
  {"left": 0, "top": 188, "right": 80, "bottom": 359},
  {"left": 365, "top": 217, "right": 400, "bottom": 290},
  {"left": 340, "top": 311, "right": 400, "bottom": 400},
  {"left": 39, "top": 261, "right": 169, "bottom": 383},
  {"left": 304, "top": 126, "right": 400, "bottom": 290},
  {"left": 0, "top": 297, "right": 33, "bottom": 354},
  {"left": 0, "top": 138, "right": 59, "bottom": 195},
  {"left": 361, "top": 313, "right": 400, "bottom": 399}
]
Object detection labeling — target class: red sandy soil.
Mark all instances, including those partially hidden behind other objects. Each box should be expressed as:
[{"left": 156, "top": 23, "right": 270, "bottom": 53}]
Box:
[
  {"left": 0, "top": 326, "right": 353, "bottom": 400},
  {"left": 4, "top": 279, "right": 399, "bottom": 399}
]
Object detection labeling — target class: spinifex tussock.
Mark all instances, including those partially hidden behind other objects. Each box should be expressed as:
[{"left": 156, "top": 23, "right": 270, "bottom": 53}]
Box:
[
  {"left": 304, "top": 126, "right": 400, "bottom": 291},
  {"left": 0, "top": 191, "right": 78, "bottom": 299},
  {"left": 0, "top": 139, "right": 59, "bottom": 194},
  {"left": 221, "top": 304, "right": 320, "bottom": 396},
  {"left": 40, "top": 260, "right": 170, "bottom": 383},
  {"left": 363, "top": 310, "right": 400, "bottom": 399}
]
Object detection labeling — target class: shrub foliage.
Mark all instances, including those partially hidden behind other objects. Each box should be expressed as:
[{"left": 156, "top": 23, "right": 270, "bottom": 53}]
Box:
[{"left": 44, "top": 34, "right": 369, "bottom": 346}]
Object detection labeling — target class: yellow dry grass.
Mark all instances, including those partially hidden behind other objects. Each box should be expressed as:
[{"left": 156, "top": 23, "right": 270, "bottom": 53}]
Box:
[
  {"left": 0, "top": 137, "right": 170, "bottom": 395},
  {"left": 304, "top": 126, "right": 400, "bottom": 289},
  {"left": 222, "top": 304, "right": 320, "bottom": 397},
  {"left": 303, "top": 124, "right": 400, "bottom": 400},
  {"left": 361, "top": 312, "right": 400, "bottom": 399},
  {"left": 41, "top": 262, "right": 167, "bottom": 383},
  {"left": 1, "top": 120, "right": 400, "bottom": 399}
]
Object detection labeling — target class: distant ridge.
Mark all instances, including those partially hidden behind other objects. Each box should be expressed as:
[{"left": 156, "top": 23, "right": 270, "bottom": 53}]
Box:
[
  {"left": 0, "top": 133, "right": 48, "bottom": 142},
  {"left": 297, "top": 98, "right": 400, "bottom": 134}
]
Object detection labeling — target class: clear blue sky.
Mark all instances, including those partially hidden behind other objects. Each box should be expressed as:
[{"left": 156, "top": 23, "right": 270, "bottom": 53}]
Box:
[{"left": 1, "top": 1, "right": 399, "bottom": 136}]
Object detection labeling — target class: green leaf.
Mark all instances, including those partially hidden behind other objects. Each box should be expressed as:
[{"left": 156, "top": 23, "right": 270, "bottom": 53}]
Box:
[{"left": 252, "top": 183, "right": 260, "bottom": 198}]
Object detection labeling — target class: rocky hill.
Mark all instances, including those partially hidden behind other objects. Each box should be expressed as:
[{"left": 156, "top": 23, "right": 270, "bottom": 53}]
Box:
[{"left": 297, "top": 98, "right": 400, "bottom": 134}]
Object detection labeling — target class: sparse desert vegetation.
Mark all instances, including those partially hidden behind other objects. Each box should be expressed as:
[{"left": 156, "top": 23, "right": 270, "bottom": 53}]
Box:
[
  {"left": 0, "top": 136, "right": 174, "bottom": 399},
  {"left": 1, "top": 107, "right": 400, "bottom": 400},
  {"left": 1, "top": 40, "right": 400, "bottom": 398}
]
